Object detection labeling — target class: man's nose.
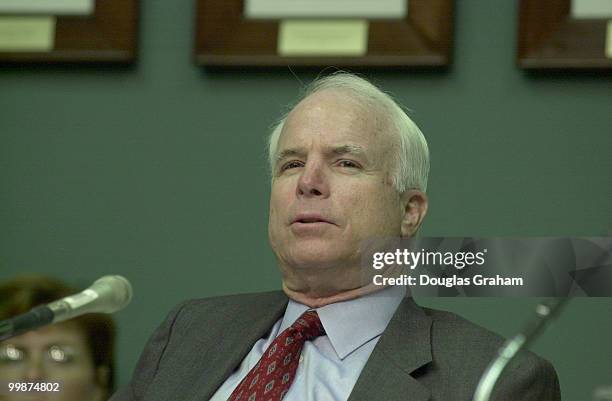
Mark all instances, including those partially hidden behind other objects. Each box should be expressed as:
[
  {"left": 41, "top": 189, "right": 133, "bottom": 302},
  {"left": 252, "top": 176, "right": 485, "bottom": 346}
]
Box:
[{"left": 297, "top": 160, "right": 330, "bottom": 198}]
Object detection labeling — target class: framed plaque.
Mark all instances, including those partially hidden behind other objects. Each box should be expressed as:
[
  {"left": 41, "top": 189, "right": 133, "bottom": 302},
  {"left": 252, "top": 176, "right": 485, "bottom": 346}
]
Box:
[
  {"left": 0, "top": 0, "right": 138, "bottom": 63},
  {"left": 518, "top": 0, "right": 612, "bottom": 69},
  {"left": 195, "top": 0, "right": 454, "bottom": 68}
]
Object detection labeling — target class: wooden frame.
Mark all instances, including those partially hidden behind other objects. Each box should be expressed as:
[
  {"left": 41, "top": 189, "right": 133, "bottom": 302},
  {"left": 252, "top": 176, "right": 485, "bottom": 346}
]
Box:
[
  {"left": 195, "top": 0, "right": 453, "bottom": 68},
  {"left": 518, "top": 0, "right": 612, "bottom": 69},
  {"left": 0, "top": 0, "right": 138, "bottom": 63}
]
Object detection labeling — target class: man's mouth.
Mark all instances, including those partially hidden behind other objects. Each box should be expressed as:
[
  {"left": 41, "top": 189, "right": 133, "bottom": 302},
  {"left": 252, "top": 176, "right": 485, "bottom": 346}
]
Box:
[{"left": 292, "top": 213, "right": 334, "bottom": 225}]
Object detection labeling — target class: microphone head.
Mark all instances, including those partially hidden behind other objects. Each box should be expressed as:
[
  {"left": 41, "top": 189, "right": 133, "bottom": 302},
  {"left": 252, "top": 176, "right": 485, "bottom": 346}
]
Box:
[{"left": 89, "top": 275, "right": 133, "bottom": 314}]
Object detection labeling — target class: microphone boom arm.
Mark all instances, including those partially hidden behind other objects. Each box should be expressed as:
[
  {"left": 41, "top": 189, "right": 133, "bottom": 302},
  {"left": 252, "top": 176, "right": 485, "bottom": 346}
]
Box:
[{"left": 472, "top": 298, "right": 569, "bottom": 401}]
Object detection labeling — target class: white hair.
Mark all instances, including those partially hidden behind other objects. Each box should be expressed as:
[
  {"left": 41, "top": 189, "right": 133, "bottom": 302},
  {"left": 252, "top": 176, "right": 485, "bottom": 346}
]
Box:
[{"left": 267, "top": 72, "right": 430, "bottom": 193}]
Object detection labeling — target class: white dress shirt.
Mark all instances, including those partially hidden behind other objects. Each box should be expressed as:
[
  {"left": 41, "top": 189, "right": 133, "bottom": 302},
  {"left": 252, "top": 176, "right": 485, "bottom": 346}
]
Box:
[{"left": 209, "top": 285, "right": 405, "bottom": 401}]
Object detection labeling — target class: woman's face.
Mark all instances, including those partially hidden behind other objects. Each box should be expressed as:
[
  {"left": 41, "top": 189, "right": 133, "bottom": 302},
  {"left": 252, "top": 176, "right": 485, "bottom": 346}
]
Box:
[{"left": 0, "top": 322, "right": 105, "bottom": 401}]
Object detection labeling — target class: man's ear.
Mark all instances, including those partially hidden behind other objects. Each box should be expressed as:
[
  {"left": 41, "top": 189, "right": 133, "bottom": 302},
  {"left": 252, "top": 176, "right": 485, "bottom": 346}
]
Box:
[{"left": 400, "top": 190, "right": 428, "bottom": 237}]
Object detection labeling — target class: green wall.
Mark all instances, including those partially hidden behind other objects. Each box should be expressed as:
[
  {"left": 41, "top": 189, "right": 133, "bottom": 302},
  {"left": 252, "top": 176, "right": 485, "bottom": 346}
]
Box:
[{"left": 1, "top": 1, "right": 611, "bottom": 399}]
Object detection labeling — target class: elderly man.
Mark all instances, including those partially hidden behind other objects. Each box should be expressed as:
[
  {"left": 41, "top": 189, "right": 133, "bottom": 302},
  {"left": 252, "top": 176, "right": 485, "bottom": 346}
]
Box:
[{"left": 111, "top": 73, "right": 559, "bottom": 401}]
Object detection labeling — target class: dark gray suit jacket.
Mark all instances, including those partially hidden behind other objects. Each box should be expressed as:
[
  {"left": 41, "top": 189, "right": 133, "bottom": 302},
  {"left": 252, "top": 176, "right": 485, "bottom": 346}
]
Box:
[{"left": 111, "top": 291, "right": 560, "bottom": 401}]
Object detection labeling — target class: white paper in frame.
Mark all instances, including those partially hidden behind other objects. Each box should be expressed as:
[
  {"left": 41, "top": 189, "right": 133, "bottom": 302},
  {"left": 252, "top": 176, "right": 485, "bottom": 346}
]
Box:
[
  {"left": 244, "top": 0, "right": 407, "bottom": 19},
  {"left": 571, "top": 0, "right": 612, "bottom": 19},
  {"left": 0, "top": 0, "right": 94, "bottom": 15}
]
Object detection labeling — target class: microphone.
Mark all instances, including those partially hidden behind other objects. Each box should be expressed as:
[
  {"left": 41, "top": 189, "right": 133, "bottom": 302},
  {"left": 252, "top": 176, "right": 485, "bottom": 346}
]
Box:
[{"left": 0, "top": 275, "right": 132, "bottom": 341}]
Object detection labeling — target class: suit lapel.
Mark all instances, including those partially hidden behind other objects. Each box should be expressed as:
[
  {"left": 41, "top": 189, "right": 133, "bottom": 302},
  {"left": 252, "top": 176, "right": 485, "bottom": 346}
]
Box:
[
  {"left": 189, "top": 292, "right": 289, "bottom": 401},
  {"left": 348, "top": 297, "right": 433, "bottom": 401},
  {"left": 188, "top": 293, "right": 431, "bottom": 401}
]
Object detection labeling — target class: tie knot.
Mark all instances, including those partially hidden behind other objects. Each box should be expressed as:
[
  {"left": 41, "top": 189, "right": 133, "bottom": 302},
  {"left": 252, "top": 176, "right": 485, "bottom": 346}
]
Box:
[{"left": 290, "top": 310, "right": 325, "bottom": 341}]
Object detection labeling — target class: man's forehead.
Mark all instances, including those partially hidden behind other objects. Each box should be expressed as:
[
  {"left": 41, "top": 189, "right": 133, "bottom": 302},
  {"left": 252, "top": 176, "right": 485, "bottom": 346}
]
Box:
[
  {"left": 276, "top": 88, "right": 395, "bottom": 159},
  {"left": 276, "top": 143, "right": 367, "bottom": 160},
  {"left": 278, "top": 125, "right": 374, "bottom": 148},
  {"left": 280, "top": 106, "right": 377, "bottom": 145},
  {"left": 277, "top": 117, "right": 394, "bottom": 159}
]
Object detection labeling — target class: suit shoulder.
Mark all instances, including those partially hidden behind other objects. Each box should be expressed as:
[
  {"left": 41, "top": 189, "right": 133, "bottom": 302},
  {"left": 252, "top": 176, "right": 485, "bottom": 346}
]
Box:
[
  {"left": 423, "top": 307, "right": 555, "bottom": 376},
  {"left": 418, "top": 307, "right": 559, "bottom": 400},
  {"left": 167, "top": 290, "right": 287, "bottom": 324},
  {"left": 184, "top": 290, "right": 287, "bottom": 308},
  {"left": 424, "top": 307, "right": 505, "bottom": 350}
]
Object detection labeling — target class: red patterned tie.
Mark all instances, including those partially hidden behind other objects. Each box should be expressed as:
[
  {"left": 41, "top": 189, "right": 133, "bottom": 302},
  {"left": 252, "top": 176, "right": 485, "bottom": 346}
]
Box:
[{"left": 227, "top": 310, "right": 325, "bottom": 401}]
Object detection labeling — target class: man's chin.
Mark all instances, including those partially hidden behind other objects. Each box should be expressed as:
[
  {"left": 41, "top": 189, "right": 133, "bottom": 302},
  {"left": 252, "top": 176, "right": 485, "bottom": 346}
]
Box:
[
  {"left": 288, "top": 258, "right": 339, "bottom": 270},
  {"left": 284, "top": 249, "right": 348, "bottom": 270},
  {"left": 286, "top": 238, "right": 347, "bottom": 259}
]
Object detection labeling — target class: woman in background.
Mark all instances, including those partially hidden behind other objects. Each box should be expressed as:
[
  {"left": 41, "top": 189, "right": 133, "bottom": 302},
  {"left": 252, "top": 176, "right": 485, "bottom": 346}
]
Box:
[{"left": 0, "top": 275, "right": 116, "bottom": 401}]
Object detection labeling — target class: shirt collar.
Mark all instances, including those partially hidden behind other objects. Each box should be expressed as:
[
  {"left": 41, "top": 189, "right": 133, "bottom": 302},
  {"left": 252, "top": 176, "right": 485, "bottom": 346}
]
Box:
[{"left": 279, "top": 285, "right": 406, "bottom": 360}]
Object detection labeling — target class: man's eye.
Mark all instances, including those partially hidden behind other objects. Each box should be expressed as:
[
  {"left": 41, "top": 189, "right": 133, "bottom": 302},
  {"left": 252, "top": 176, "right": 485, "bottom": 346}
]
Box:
[
  {"left": 337, "top": 160, "right": 360, "bottom": 168},
  {"left": 281, "top": 161, "right": 304, "bottom": 171}
]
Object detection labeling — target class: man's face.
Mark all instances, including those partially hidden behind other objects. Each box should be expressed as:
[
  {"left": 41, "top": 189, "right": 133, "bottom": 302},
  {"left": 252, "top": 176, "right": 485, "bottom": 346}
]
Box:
[{"left": 268, "top": 89, "right": 405, "bottom": 274}]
